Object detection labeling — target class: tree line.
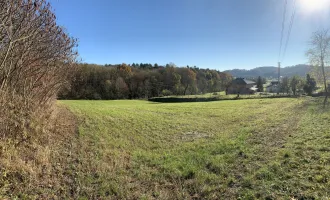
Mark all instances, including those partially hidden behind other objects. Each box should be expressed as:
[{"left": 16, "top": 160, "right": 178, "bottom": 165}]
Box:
[
  {"left": 279, "top": 74, "right": 317, "bottom": 95},
  {"left": 253, "top": 74, "right": 317, "bottom": 95},
  {"left": 59, "top": 63, "right": 233, "bottom": 99}
]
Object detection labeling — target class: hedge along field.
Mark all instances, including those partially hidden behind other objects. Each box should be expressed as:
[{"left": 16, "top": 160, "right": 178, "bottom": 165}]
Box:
[{"left": 60, "top": 98, "right": 330, "bottom": 199}]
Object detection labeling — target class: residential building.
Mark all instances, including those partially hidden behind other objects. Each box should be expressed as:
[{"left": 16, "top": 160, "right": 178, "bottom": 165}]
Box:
[{"left": 226, "top": 78, "right": 256, "bottom": 95}]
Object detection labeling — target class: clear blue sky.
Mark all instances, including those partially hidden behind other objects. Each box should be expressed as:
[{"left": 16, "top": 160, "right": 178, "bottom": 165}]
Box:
[{"left": 50, "top": 0, "right": 330, "bottom": 70}]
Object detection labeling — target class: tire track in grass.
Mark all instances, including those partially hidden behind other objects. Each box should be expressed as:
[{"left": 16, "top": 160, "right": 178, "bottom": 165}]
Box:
[{"left": 226, "top": 99, "right": 308, "bottom": 199}]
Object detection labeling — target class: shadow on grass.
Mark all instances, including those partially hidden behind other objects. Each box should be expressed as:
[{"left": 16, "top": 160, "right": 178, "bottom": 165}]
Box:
[
  {"left": 148, "top": 95, "right": 296, "bottom": 103},
  {"left": 309, "top": 97, "right": 330, "bottom": 113}
]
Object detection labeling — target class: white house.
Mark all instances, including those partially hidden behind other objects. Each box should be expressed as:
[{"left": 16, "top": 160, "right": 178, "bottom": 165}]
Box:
[{"left": 266, "top": 80, "right": 280, "bottom": 93}]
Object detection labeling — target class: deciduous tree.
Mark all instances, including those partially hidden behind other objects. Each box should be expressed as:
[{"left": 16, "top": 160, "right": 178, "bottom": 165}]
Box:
[
  {"left": 280, "top": 76, "right": 290, "bottom": 94},
  {"left": 306, "top": 29, "right": 330, "bottom": 106},
  {"left": 179, "top": 68, "right": 197, "bottom": 95},
  {"left": 290, "top": 76, "right": 304, "bottom": 96}
]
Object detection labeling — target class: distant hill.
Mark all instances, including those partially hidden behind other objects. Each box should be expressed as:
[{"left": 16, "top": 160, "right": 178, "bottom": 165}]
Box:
[{"left": 224, "top": 64, "right": 311, "bottom": 78}]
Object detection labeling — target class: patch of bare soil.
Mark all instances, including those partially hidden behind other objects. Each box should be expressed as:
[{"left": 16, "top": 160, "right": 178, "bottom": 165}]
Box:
[{"left": 180, "top": 131, "right": 212, "bottom": 141}]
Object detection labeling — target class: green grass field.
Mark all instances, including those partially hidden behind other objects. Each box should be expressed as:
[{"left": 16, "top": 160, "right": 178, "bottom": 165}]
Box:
[{"left": 60, "top": 98, "right": 330, "bottom": 199}]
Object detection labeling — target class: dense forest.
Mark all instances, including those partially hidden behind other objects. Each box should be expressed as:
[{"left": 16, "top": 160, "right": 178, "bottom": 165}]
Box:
[{"left": 59, "top": 63, "right": 233, "bottom": 99}]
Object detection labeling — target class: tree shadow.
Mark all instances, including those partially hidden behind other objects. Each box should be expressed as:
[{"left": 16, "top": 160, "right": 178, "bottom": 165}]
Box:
[{"left": 309, "top": 97, "right": 330, "bottom": 113}]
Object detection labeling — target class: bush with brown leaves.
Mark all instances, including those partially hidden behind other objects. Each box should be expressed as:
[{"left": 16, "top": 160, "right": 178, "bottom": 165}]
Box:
[{"left": 0, "top": 0, "right": 78, "bottom": 138}]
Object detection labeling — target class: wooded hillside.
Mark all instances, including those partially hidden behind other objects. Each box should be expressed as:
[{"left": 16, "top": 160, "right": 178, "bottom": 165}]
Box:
[
  {"left": 225, "top": 64, "right": 312, "bottom": 78},
  {"left": 59, "top": 63, "right": 233, "bottom": 99}
]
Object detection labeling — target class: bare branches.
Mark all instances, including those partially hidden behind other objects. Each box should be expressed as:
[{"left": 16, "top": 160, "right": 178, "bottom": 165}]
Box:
[
  {"left": 0, "top": 0, "right": 78, "bottom": 137},
  {"left": 306, "top": 29, "right": 330, "bottom": 106}
]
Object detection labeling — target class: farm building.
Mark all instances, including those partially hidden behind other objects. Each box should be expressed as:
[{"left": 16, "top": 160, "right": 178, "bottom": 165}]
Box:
[
  {"left": 226, "top": 78, "right": 256, "bottom": 95},
  {"left": 266, "top": 80, "right": 280, "bottom": 93}
]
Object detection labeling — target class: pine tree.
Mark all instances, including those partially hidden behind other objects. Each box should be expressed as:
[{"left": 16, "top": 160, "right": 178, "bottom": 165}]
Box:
[
  {"left": 256, "top": 76, "right": 264, "bottom": 92},
  {"left": 303, "top": 74, "right": 317, "bottom": 96}
]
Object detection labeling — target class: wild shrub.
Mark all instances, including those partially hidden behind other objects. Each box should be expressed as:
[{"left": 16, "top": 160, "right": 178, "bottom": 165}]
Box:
[{"left": 0, "top": 0, "right": 78, "bottom": 139}]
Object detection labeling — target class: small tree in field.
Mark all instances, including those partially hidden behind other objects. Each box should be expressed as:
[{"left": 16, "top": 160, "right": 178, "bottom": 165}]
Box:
[{"left": 306, "top": 29, "right": 330, "bottom": 106}]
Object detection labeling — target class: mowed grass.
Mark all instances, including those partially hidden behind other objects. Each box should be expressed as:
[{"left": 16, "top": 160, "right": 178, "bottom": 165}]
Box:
[{"left": 60, "top": 98, "right": 330, "bottom": 199}]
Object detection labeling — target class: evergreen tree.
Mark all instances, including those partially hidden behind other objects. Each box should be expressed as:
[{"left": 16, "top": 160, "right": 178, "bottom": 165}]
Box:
[
  {"left": 280, "top": 77, "right": 290, "bottom": 94},
  {"left": 303, "top": 74, "right": 317, "bottom": 96},
  {"left": 256, "top": 76, "right": 264, "bottom": 92}
]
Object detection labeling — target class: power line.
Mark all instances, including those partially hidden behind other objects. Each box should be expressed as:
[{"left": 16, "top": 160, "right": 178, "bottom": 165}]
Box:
[
  {"left": 278, "top": 0, "right": 288, "bottom": 61},
  {"left": 281, "top": 0, "right": 297, "bottom": 62}
]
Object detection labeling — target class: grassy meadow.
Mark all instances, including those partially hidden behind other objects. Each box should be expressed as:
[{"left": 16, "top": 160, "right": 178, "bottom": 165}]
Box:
[{"left": 59, "top": 98, "right": 330, "bottom": 199}]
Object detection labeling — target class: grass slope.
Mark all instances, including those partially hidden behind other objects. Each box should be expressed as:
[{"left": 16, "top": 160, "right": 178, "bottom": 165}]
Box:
[{"left": 60, "top": 98, "right": 330, "bottom": 199}]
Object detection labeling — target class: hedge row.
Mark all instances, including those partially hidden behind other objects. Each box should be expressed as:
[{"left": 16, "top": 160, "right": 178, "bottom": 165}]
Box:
[{"left": 148, "top": 95, "right": 293, "bottom": 103}]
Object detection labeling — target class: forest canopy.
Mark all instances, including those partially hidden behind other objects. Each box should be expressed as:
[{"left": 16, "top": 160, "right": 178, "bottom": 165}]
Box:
[{"left": 59, "top": 63, "right": 233, "bottom": 100}]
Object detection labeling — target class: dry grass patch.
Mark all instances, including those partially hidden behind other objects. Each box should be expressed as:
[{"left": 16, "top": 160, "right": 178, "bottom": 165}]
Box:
[{"left": 0, "top": 105, "right": 79, "bottom": 199}]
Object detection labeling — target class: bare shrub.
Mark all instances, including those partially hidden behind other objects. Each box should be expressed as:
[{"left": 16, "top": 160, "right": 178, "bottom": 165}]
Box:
[{"left": 0, "top": 0, "right": 78, "bottom": 138}]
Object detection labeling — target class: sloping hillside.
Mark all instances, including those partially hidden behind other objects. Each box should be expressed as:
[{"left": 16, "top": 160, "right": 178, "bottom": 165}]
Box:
[
  {"left": 2, "top": 98, "right": 329, "bottom": 199},
  {"left": 225, "top": 64, "right": 311, "bottom": 78},
  {"left": 56, "top": 98, "right": 329, "bottom": 199}
]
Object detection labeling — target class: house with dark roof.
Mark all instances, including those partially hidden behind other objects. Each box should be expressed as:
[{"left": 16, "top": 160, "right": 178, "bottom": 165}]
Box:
[{"left": 226, "top": 78, "right": 256, "bottom": 95}]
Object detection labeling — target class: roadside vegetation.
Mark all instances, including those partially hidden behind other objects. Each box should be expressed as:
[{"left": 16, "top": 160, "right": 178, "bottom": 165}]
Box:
[{"left": 148, "top": 93, "right": 293, "bottom": 103}]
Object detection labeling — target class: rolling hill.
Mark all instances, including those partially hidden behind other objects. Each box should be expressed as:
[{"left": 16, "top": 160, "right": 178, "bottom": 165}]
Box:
[
  {"left": 224, "top": 64, "right": 311, "bottom": 78},
  {"left": 55, "top": 98, "right": 329, "bottom": 199}
]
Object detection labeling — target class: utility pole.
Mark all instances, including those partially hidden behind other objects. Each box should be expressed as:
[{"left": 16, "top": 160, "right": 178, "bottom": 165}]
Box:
[
  {"left": 278, "top": 62, "right": 281, "bottom": 83},
  {"left": 277, "top": 62, "right": 281, "bottom": 94}
]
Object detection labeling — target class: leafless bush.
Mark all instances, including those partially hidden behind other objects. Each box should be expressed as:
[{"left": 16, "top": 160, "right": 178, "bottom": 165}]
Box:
[{"left": 0, "top": 0, "right": 78, "bottom": 138}]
